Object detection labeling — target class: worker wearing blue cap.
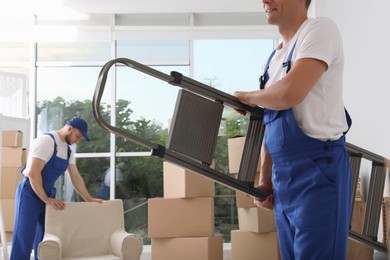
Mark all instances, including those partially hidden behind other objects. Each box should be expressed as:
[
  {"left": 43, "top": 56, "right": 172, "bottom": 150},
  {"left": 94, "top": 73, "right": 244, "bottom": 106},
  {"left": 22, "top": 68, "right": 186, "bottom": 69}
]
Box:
[{"left": 10, "top": 117, "right": 103, "bottom": 260}]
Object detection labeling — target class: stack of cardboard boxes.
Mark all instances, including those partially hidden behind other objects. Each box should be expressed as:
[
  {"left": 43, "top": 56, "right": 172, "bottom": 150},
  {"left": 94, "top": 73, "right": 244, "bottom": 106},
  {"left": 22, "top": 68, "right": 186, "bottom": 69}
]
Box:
[
  {"left": 228, "top": 136, "right": 281, "bottom": 260},
  {"left": 148, "top": 161, "right": 223, "bottom": 260},
  {"left": 0, "top": 130, "right": 27, "bottom": 243}
]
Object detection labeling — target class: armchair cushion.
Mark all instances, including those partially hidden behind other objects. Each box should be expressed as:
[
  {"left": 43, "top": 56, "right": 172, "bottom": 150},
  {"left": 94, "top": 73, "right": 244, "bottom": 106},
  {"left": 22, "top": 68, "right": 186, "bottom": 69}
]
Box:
[
  {"left": 38, "top": 199, "right": 143, "bottom": 260},
  {"left": 38, "top": 233, "right": 62, "bottom": 260},
  {"left": 110, "top": 230, "right": 144, "bottom": 260}
]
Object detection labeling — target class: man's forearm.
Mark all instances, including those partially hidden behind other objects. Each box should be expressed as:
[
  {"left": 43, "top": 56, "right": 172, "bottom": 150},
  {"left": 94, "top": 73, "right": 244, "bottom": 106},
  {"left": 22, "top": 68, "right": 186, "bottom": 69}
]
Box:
[
  {"left": 71, "top": 174, "right": 93, "bottom": 201},
  {"left": 28, "top": 173, "right": 50, "bottom": 203}
]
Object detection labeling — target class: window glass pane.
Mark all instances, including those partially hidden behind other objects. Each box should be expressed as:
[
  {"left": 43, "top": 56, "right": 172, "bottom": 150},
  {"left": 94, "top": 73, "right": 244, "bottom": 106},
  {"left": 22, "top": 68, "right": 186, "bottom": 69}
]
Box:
[
  {"left": 58, "top": 157, "right": 109, "bottom": 202},
  {"left": 194, "top": 39, "right": 274, "bottom": 93},
  {"left": 123, "top": 195, "right": 149, "bottom": 243},
  {"left": 116, "top": 65, "right": 189, "bottom": 151},
  {"left": 0, "top": 43, "right": 29, "bottom": 61},
  {"left": 119, "top": 156, "right": 162, "bottom": 245},
  {"left": 117, "top": 40, "right": 190, "bottom": 65},
  {"left": 36, "top": 67, "right": 110, "bottom": 152},
  {"left": 194, "top": 39, "right": 274, "bottom": 242},
  {"left": 215, "top": 193, "right": 237, "bottom": 241},
  {"left": 193, "top": 38, "right": 274, "bottom": 162},
  {"left": 37, "top": 42, "right": 111, "bottom": 62}
]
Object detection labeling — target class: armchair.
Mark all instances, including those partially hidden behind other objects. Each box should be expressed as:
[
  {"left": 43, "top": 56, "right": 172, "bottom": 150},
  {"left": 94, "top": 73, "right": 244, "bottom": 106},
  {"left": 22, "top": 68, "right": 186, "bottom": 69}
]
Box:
[{"left": 38, "top": 199, "right": 143, "bottom": 260}]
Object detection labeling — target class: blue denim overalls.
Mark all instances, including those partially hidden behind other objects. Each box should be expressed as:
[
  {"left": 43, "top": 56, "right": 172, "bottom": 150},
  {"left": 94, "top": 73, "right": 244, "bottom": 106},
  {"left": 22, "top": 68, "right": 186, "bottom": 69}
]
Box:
[
  {"left": 260, "top": 41, "right": 352, "bottom": 260},
  {"left": 11, "top": 133, "right": 70, "bottom": 260}
]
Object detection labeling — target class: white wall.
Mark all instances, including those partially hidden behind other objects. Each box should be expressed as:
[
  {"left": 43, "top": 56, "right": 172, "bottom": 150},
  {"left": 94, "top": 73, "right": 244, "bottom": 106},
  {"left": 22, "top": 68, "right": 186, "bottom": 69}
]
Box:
[
  {"left": 313, "top": 1, "right": 390, "bottom": 243},
  {"left": 313, "top": 0, "right": 390, "bottom": 160}
]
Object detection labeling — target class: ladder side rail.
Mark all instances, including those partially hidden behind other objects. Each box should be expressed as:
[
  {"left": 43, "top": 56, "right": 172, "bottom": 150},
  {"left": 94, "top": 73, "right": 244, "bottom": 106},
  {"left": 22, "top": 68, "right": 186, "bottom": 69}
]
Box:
[
  {"left": 345, "top": 142, "right": 388, "bottom": 165},
  {"left": 349, "top": 230, "right": 388, "bottom": 253},
  {"left": 362, "top": 163, "right": 386, "bottom": 241},
  {"left": 115, "top": 58, "right": 174, "bottom": 83},
  {"left": 169, "top": 71, "right": 264, "bottom": 117},
  {"left": 237, "top": 117, "right": 264, "bottom": 183},
  {"left": 93, "top": 58, "right": 168, "bottom": 151},
  {"left": 161, "top": 148, "right": 269, "bottom": 200}
]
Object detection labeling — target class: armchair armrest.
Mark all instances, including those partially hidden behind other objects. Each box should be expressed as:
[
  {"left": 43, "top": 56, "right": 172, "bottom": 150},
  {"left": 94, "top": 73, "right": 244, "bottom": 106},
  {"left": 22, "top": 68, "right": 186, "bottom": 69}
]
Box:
[
  {"left": 110, "top": 229, "right": 143, "bottom": 260},
  {"left": 38, "top": 233, "right": 62, "bottom": 260}
]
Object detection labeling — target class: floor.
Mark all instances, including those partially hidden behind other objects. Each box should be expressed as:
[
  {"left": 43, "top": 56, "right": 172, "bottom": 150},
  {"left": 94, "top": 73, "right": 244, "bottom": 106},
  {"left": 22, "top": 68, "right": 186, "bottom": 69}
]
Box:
[
  {"left": 139, "top": 245, "right": 389, "bottom": 260},
  {"left": 1, "top": 243, "right": 388, "bottom": 260},
  {"left": 0, "top": 243, "right": 32, "bottom": 260}
]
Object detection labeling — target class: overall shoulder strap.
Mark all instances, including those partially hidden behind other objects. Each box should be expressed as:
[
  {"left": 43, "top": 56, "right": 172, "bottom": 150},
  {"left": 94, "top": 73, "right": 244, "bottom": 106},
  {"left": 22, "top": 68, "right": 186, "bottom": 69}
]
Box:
[
  {"left": 44, "top": 133, "right": 57, "bottom": 154},
  {"left": 260, "top": 39, "right": 297, "bottom": 89},
  {"left": 259, "top": 49, "right": 276, "bottom": 90},
  {"left": 44, "top": 133, "right": 71, "bottom": 159},
  {"left": 282, "top": 39, "right": 298, "bottom": 74}
]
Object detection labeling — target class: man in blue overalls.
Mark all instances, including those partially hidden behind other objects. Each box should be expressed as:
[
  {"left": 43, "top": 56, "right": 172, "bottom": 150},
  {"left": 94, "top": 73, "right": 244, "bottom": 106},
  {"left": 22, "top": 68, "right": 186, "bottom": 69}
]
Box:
[
  {"left": 235, "top": 0, "right": 352, "bottom": 259},
  {"left": 10, "top": 117, "right": 103, "bottom": 260}
]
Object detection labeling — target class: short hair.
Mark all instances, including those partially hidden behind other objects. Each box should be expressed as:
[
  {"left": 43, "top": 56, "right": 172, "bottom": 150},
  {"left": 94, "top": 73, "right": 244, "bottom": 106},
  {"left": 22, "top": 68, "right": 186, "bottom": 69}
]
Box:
[{"left": 306, "top": 0, "right": 312, "bottom": 8}]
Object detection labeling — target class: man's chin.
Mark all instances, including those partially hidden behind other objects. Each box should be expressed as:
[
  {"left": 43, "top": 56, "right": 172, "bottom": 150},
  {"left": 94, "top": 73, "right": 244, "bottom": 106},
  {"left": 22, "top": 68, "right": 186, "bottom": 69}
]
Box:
[{"left": 65, "top": 135, "right": 72, "bottom": 145}]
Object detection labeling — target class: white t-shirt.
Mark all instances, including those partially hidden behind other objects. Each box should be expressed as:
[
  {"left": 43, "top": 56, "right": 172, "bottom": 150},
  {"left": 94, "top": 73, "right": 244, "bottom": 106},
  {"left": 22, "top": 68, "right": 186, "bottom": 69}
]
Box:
[
  {"left": 265, "top": 17, "right": 348, "bottom": 140},
  {"left": 22, "top": 131, "right": 75, "bottom": 176}
]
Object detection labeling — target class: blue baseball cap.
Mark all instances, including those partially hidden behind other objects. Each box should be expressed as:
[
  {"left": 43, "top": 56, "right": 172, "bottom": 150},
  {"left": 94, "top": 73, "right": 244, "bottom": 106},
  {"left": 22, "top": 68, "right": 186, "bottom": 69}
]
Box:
[{"left": 67, "top": 117, "right": 90, "bottom": 141}]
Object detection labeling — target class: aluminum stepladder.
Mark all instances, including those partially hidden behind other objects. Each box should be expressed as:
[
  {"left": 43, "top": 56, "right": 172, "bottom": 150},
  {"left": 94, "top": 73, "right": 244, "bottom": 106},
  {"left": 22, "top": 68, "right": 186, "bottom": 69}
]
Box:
[
  {"left": 93, "top": 58, "right": 389, "bottom": 254},
  {"left": 93, "top": 58, "right": 270, "bottom": 201}
]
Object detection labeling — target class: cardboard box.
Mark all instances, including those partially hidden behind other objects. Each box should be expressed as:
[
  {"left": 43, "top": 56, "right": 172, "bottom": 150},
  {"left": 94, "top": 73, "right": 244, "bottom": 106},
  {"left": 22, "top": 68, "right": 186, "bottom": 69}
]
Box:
[
  {"left": 238, "top": 207, "right": 276, "bottom": 233},
  {"left": 2, "top": 130, "right": 23, "bottom": 148},
  {"left": 0, "top": 199, "right": 15, "bottom": 231},
  {"left": 148, "top": 197, "right": 214, "bottom": 238},
  {"left": 231, "top": 230, "right": 281, "bottom": 260},
  {"left": 0, "top": 231, "right": 13, "bottom": 243},
  {"left": 1, "top": 147, "right": 27, "bottom": 167},
  {"left": 0, "top": 167, "right": 23, "bottom": 199},
  {"left": 228, "top": 136, "right": 260, "bottom": 174},
  {"left": 163, "top": 162, "right": 215, "bottom": 199},
  {"left": 151, "top": 236, "right": 223, "bottom": 260}
]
